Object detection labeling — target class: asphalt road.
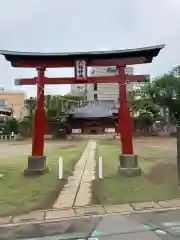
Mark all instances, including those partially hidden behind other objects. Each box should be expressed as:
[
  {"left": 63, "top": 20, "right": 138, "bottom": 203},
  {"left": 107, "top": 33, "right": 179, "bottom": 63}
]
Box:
[{"left": 1, "top": 209, "right": 180, "bottom": 239}]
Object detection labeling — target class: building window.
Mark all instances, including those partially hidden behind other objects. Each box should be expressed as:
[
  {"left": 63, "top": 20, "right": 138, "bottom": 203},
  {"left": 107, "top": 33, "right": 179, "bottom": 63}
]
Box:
[
  {"left": 94, "top": 94, "right": 98, "bottom": 100},
  {"left": 94, "top": 83, "right": 97, "bottom": 91},
  {"left": 0, "top": 99, "right": 8, "bottom": 107},
  {"left": 92, "top": 120, "right": 99, "bottom": 125}
]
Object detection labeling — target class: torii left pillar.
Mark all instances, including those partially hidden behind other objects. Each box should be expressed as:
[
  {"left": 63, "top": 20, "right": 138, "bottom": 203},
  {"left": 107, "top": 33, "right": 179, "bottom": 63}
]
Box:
[
  {"left": 24, "top": 67, "right": 47, "bottom": 176},
  {"left": 117, "top": 66, "right": 141, "bottom": 177}
]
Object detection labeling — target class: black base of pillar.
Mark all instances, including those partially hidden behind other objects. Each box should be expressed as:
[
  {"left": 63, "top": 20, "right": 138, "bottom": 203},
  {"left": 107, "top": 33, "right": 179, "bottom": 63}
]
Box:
[
  {"left": 119, "top": 154, "right": 141, "bottom": 177},
  {"left": 24, "top": 156, "right": 48, "bottom": 177}
]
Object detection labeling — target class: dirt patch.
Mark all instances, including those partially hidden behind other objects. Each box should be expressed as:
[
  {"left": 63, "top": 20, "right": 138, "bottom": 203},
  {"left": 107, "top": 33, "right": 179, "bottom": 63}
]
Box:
[{"left": 146, "top": 163, "right": 177, "bottom": 184}]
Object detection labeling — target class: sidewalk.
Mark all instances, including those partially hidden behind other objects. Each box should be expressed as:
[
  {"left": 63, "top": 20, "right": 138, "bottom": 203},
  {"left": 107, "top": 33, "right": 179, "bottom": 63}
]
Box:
[{"left": 1, "top": 199, "right": 180, "bottom": 226}]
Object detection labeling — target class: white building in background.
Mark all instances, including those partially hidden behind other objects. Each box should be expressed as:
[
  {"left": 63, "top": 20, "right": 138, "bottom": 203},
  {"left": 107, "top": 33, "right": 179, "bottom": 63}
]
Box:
[
  {"left": 70, "top": 66, "right": 135, "bottom": 101},
  {"left": 86, "top": 66, "right": 134, "bottom": 101}
]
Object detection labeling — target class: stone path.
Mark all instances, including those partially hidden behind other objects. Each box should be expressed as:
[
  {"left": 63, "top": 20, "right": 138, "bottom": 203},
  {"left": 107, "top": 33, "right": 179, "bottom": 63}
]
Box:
[{"left": 53, "top": 140, "right": 96, "bottom": 209}]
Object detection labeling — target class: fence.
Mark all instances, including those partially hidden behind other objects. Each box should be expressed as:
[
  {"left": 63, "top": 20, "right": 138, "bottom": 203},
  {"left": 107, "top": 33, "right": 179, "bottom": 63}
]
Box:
[{"left": 0, "top": 133, "right": 16, "bottom": 140}]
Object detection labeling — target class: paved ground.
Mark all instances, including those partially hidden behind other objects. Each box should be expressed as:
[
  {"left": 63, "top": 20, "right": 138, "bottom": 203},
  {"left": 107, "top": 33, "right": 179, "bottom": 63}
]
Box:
[
  {"left": 2, "top": 198, "right": 180, "bottom": 225},
  {"left": 0, "top": 139, "right": 82, "bottom": 158},
  {"left": 0, "top": 136, "right": 176, "bottom": 160},
  {"left": 2, "top": 204, "right": 180, "bottom": 239},
  {"left": 134, "top": 137, "right": 176, "bottom": 163},
  {"left": 0, "top": 136, "right": 176, "bottom": 157}
]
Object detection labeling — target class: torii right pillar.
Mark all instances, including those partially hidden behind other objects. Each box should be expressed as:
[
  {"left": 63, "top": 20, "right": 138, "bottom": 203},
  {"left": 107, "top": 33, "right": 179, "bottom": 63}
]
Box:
[{"left": 117, "top": 66, "right": 141, "bottom": 176}]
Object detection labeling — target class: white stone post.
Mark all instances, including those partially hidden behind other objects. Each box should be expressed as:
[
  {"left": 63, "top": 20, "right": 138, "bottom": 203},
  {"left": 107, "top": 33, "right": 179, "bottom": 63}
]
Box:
[
  {"left": 98, "top": 156, "right": 103, "bottom": 179},
  {"left": 58, "top": 157, "right": 63, "bottom": 179}
]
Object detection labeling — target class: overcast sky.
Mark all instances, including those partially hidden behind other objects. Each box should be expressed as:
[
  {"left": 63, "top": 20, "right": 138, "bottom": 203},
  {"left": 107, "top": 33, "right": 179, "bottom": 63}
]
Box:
[{"left": 0, "top": 0, "right": 179, "bottom": 97}]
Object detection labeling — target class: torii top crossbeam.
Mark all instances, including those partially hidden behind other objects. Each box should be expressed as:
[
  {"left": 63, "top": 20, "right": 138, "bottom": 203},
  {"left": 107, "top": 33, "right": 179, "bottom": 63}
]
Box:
[{"left": 0, "top": 44, "right": 164, "bottom": 68}]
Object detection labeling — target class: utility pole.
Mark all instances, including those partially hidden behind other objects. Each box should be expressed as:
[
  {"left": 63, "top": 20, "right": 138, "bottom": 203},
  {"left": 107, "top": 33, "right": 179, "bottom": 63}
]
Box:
[
  {"left": 84, "top": 84, "right": 87, "bottom": 100},
  {"left": 176, "top": 120, "right": 180, "bottom": 185}
]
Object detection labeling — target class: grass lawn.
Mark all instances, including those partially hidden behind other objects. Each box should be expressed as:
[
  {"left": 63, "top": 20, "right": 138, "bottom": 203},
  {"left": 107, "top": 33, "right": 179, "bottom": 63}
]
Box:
[
  {"left": 0, "top": 143, "right": 85, "bottom": 217},
  {"left": 92, "top": 140, "right": 180, "bottom": 205}
]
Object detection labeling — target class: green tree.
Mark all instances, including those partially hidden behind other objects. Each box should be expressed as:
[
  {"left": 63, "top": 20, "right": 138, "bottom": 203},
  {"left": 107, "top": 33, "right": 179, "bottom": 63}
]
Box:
[
  {"left": 18, "top": 116, "right": 33, "bottom": 137},
  {"left": 24, "top": 97, "right": 36, "bottom": 118},
  {"left": 44, "top": 94, "right": 83, "bottom": 138},
  {"left": 45, "top": 95, "right": 60, "bottom": 120},
  {"left": 45, "top": 94, "right": 84, "bottom": 120},
  {"left": 170, "top": 65, "right": 180, "bottom": 78},
  {"left": 152, "top": 74, "right": 180, "bottom": 123},
  {"left": 128, "top": 84, "right": 161, "bottom": 119},
  {"left": 129, "top": 83, "right": 164, "bottom": 132}
]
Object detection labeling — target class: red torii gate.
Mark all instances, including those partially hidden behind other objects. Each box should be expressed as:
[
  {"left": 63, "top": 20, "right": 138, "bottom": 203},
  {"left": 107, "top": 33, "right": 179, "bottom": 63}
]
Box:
[{"left": 0, "top": 45, "right": 164, "bottom": 176}]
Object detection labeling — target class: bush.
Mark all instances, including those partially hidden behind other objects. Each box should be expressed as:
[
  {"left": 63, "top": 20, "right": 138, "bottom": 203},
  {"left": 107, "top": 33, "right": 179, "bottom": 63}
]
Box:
[{"left": 4, "top": 118, "right": 19, "bottom": 134}]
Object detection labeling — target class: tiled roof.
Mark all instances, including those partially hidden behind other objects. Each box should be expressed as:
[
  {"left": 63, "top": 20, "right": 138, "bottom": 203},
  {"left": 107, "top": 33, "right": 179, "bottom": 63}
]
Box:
[{"left": 71, "top": 100, "right": 117, "bottom": 118}]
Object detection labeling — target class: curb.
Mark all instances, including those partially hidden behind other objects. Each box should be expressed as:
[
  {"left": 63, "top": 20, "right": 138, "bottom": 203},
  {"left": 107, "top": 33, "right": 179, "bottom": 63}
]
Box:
[{"left": 1, "top": 204, "right": 180, "bottom": 228}]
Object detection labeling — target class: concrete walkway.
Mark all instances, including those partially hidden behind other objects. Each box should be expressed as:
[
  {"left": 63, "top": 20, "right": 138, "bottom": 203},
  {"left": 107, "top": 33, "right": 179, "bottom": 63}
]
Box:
[{"left": 53, "top": 140, "right": 96, "bottom": 209}]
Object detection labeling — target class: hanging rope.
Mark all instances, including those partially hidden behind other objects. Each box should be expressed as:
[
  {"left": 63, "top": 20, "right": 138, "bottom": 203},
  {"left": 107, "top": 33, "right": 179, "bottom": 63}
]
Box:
[
  {"left": 35, "top": 83, "right": 89, "bottom": 111},
  {"left": 17, "top": 81, "right": 129, "bottom": 113}
]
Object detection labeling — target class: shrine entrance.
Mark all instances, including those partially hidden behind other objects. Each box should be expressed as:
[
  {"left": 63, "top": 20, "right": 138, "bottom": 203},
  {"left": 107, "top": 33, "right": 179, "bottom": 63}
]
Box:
[{"left": 0, "top": 45, "right": 164, "bottom": 176}]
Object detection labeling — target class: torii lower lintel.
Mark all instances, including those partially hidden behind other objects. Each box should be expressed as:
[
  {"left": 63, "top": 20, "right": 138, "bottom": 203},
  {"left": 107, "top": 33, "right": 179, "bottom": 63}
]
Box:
[{"left": 15, "top": 75, "right": 150, "bottom": 85}]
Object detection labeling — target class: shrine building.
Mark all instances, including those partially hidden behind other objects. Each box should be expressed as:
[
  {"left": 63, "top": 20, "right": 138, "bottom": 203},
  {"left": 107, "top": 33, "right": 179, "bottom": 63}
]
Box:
[{"left": 67, "top": 100, "right": 118, "bottom": 135}]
